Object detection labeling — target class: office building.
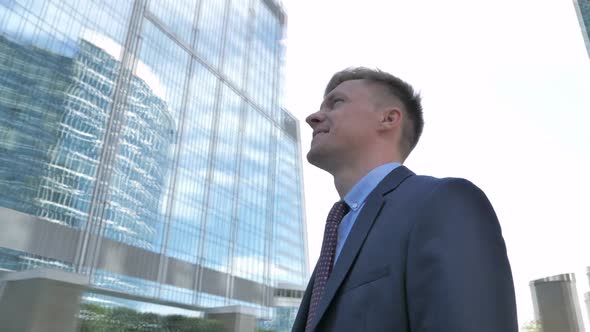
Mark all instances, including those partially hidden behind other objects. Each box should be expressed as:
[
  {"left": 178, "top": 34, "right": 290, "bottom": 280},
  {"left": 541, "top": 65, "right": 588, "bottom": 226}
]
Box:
[
  {"left": 0, "top": 0, "right": 307, "bottom": 331},
  {"left": 574, "top": 0, "right": 590, "bottom": 58},
  {"left": 530, "top": 273, "right": 585, "bottom": 332}
]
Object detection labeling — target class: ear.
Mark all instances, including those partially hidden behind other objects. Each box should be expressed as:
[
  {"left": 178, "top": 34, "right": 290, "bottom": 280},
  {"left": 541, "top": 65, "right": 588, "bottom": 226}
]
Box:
[{"left": 378, "top": 107, "right": 402, "bottom": 132}]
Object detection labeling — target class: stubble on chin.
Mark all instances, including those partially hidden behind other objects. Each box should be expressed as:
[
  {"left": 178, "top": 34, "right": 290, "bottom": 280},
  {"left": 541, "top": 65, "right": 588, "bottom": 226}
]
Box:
[
  {"left": 307, "top": 145, "right": 335, "bottom": 173},
  {"left": 306, "top": 148, "right": 320, "bottom": 167},
  {"left": 307, "top": 145, "right": 324, "bottom": 168}
]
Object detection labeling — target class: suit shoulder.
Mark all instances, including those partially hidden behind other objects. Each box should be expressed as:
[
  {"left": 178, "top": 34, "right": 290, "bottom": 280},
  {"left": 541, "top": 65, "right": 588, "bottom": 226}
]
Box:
[
  {"left": 405, "top": 174, "right": 481, "bottom": 191},
  {"left": 403, "top": 175, "right": 490, "bottom": 204}
]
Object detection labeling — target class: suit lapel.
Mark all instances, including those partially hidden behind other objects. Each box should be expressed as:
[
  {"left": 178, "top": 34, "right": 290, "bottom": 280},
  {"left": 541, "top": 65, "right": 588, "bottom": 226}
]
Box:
[{"left": 309, "top": 166, "right": 414, "bottom": 331}]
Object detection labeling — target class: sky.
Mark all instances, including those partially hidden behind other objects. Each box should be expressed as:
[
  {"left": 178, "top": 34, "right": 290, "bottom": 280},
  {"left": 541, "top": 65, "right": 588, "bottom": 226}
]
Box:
[{"left": 282, "top": 0, "right": 590, "bottom": 329}]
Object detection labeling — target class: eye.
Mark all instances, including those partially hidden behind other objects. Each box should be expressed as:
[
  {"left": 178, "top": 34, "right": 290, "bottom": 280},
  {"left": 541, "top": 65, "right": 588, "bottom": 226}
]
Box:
[{"left": 332, "top": 98, "right": 344, "bottom": 106}]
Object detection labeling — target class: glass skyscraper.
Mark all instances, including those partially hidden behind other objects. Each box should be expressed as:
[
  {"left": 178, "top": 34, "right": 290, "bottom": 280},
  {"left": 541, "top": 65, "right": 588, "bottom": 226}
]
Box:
[
  {"left": 575, "top": 0, "right": 590, "bottom": 59},
  {"left": 0, "top": 0, "right": 307, "bottom": 330}
]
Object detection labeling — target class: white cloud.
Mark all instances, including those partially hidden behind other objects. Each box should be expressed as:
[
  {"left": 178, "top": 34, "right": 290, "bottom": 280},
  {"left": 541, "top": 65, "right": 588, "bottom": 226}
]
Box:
[
  {"left": 81, "top": 29, "right": 123, "bottom": 60},
  {"left": 81, "top": 29, "right": 168, "bottom": 101}
]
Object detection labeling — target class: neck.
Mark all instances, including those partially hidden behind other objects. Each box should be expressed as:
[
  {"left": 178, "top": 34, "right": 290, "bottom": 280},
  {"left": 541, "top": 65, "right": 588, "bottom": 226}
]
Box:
[
  {"left": 331, "top": 157, "right": 400, "bottom": 198},
  {"left": 333, "top": 168, "right": 366, "bottom": 198}
]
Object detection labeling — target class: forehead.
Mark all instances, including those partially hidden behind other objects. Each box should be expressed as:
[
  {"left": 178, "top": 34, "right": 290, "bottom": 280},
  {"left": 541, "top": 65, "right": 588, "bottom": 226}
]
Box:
[{"left": 325, "top": 79, "right": 374, "bottom": 98}]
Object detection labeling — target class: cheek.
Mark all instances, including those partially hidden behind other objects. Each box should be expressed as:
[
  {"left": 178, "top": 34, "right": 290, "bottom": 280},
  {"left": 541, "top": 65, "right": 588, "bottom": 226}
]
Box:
[{"left": 342, "top": 121, "right": 373, "bottom": 141}]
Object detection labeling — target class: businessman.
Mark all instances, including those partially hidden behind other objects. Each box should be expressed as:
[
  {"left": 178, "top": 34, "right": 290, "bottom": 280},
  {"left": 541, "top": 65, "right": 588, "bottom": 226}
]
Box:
[{"left": 292, "top": 67, "right": 518, "bottom": 331}]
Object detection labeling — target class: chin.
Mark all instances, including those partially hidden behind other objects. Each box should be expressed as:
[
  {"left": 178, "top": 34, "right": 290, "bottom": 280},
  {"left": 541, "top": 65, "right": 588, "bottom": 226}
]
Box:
[
  {"left": 307, "top": 148, "right": 336, "bottom": 172},
  {"left": 307, "top": 148, "right": 324, "bottom": 167},
  {"left": 306, "top": 149, "right": 319, "bottom": 164}
]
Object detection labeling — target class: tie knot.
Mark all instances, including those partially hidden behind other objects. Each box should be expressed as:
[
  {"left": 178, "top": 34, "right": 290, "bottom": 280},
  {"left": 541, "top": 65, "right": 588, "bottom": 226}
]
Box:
[{"left": 327, "top": 200, "right": 350, "bottom": 225}]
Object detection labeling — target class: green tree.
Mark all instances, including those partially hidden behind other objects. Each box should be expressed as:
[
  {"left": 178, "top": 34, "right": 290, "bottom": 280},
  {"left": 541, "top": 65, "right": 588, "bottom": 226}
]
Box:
[
  {"left": 79, "top": 303, "right": 224, "bottom": 332},
  {"left": 522, "top": 320, "right": 542, "bottom": 332}
]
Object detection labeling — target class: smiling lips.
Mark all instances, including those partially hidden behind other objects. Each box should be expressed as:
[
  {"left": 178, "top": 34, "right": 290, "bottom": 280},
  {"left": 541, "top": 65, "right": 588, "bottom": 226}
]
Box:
[{"left": 313, "top": 129, "right": 329, "bottom": 137}]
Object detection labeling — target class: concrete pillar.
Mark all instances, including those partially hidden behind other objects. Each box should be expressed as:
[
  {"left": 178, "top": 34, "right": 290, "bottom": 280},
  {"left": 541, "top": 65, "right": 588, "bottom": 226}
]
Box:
[
  {"left": 205, "top": 305, "right": 257, "bottom": 332},
  {"left": 530, "top": 273, "right": 584, "bottom": 332},
  {"left": 0, "top": 269, "right": 88, "bottom": 332}
]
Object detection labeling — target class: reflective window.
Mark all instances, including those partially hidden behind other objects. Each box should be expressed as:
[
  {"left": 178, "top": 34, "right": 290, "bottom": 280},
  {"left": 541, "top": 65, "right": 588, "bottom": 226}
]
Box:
[
  {"left": 196, "top": 0, "right": 226, "bottom": 69},
  {"left": 99, "top": 19, "right": 190, "bottom": 252},
  {"left": 246, "top": 1, "right": 283, "bottom": 120},
  {"left": 233, "top": 105, "right": 273, "bottom": 283},
  {"left": 273, "top": 130, "right": 307, "bottom": 286},
  {"left": 223, "top": 0, "right": 250, "bottom": 88},
  {"left": 0, "top": 0, "right": 132, "bottom": 231},
  {"left": 148, "top": 0, "right": 197, "bottom": 46},
  {"left": 167, "top": 62, "right": 218, "bottom": 262},
  {"left": 201, "top": 83, "right": 242, "bottom": 272}
]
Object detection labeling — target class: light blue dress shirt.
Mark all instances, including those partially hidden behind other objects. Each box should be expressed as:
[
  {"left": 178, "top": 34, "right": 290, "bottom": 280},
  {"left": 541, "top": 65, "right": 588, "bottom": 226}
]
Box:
[{"left": 335, "top": 162, "right": 401, "bottom": 262}]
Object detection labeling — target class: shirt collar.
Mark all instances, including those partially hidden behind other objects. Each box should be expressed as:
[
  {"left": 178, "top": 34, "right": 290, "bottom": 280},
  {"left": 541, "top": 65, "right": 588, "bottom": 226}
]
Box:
[{"left": 344, "top": 162, "right": 401, "bottom": 211}]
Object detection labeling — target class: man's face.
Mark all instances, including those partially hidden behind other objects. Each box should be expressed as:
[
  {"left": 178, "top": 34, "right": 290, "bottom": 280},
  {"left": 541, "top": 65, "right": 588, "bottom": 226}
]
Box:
[{"left": 306, "top": 79, "right": 382, "bottom": 171}]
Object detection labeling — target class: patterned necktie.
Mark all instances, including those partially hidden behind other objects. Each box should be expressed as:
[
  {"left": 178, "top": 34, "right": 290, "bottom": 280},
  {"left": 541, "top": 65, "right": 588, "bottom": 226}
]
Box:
[{"left": 305, "top": 200, "right": 350, "bottom": 331}]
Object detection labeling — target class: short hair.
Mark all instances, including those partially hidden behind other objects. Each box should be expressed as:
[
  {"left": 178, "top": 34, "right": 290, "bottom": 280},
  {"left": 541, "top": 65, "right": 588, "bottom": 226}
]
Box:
[{"left": 325, "top": 67, "right": 424, "bottom": 161}]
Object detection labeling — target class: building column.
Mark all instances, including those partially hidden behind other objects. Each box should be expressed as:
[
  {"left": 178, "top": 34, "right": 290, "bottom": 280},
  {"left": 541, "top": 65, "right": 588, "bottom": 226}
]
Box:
[
  {"left": 205, "top": 305, "right": 257, "bottom": 332},
  {"left": 530, "top": 273, "right": 584, "bottom": 332},
  {"left": 0, "top": 269, "right": 89, "bottom": 332}
]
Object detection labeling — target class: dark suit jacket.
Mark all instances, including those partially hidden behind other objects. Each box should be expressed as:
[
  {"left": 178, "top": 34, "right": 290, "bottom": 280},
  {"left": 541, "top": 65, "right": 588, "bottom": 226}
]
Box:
[{"left": 293, "top": 166, "right": 518, "bottom": 332}]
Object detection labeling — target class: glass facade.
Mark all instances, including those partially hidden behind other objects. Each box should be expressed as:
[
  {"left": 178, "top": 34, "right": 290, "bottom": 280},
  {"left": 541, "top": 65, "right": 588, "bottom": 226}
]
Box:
[
  {"left": 575, "top": 0, "right": 590, "bottom": 59},
  {"left": 0, "top": 0, "right": 306, "bottom": 330}
]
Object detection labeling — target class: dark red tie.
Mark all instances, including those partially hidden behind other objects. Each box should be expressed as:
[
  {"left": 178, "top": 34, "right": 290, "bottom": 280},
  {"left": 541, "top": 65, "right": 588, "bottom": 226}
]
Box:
[{"left": 305, "top": 200, "right": 350, "bottom": 331}]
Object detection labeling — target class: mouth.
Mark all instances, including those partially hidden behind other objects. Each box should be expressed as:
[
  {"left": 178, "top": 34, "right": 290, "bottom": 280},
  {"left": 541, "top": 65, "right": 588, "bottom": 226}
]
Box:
[{"left": 312, "top": 129, "right": 329, "bottom": 138}]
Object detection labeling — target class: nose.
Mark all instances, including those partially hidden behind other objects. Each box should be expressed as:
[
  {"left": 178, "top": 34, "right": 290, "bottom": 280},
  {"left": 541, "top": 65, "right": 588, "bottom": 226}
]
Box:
[{"left": 305, "top": 110, "right": 324, "bottom": 128}]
